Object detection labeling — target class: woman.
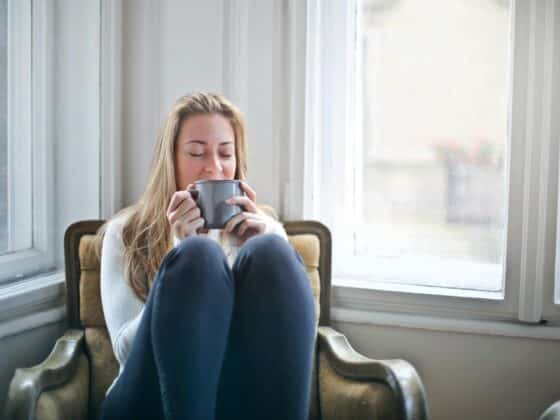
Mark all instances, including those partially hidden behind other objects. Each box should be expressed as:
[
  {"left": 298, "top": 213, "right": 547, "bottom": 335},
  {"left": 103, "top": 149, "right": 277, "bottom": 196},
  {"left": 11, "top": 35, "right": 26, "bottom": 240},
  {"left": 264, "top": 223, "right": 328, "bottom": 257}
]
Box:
[{"left": 97, "top": 92, "right": 316, "bottom": 420}]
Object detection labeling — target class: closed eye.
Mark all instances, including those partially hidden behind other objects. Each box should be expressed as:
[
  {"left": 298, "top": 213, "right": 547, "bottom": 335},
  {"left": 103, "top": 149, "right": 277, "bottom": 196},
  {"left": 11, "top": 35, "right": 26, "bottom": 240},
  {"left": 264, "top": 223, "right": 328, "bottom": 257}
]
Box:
[{"left": 187, "top": 152, "right": 233, "bottom": 159}]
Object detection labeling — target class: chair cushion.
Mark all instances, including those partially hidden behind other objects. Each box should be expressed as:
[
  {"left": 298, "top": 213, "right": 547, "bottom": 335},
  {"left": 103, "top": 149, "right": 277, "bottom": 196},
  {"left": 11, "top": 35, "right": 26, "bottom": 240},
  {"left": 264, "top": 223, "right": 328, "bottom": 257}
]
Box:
[
  {"left": 79, "top": 237, "right": 105, "bottom": 327},
  {"left": 288, "top": 234, "right": 321, "bottom": 324}
]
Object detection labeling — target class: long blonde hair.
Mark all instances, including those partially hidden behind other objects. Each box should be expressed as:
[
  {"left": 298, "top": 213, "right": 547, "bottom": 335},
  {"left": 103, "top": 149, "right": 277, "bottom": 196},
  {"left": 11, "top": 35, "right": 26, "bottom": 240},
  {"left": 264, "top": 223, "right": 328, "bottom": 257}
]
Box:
[{"left": 96, "top": 92, "right": 247, "bottom": 301}]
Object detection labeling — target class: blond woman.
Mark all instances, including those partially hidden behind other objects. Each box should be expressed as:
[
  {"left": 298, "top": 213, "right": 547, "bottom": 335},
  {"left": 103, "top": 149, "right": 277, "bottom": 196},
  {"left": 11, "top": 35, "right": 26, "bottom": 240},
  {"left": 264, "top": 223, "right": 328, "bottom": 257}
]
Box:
[{"left": 97, "top": 93, "right": 316, "bottom": 420}]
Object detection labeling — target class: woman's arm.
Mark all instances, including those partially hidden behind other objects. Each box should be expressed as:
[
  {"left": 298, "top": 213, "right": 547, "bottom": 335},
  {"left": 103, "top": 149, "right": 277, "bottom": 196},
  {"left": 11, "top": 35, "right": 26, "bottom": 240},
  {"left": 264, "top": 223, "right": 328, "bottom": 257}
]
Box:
[{"left": 100, "top": 216, "right": 145, "bottom": 365}]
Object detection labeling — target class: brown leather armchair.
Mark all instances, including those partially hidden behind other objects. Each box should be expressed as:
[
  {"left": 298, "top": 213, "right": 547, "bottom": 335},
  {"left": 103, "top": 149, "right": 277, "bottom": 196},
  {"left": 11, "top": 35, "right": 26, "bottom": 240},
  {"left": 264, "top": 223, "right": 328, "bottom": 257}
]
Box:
[{"left": 4, "top": 219, "right": 429, "bottom": 420}]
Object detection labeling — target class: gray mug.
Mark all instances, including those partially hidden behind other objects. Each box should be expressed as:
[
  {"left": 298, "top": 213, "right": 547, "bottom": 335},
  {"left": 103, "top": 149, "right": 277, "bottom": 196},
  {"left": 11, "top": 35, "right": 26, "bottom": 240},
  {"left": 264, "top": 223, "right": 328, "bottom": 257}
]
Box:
[{"left": 189, "top": 180, "right": 243, "bottom": 229}]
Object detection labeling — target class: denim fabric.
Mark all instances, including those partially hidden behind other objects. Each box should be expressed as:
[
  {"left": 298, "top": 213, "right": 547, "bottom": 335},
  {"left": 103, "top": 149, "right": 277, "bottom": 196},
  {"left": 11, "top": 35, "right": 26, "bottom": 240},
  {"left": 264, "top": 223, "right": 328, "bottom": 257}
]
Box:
[{"left": 98, "top": 234, "right": 316, "bottom": 420}]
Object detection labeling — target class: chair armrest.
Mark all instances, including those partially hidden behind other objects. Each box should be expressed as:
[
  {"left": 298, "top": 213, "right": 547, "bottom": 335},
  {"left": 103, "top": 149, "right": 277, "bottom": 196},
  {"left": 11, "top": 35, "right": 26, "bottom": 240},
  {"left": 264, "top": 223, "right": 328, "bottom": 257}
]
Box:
[
  {"left": 317, "top": 326, "right": 429, "bottom": 420},
  {"left": 541, "top": 402, "right": 560, "bottom": 420},
  {"left": 3, "top": 329, "right": 86, "bottom": 420}
]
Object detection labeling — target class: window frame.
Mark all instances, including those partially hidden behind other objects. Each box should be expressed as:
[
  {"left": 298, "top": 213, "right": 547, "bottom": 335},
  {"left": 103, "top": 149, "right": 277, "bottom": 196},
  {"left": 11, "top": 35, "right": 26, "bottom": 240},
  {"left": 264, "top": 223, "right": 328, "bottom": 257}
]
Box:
[
  {"left": 0, "top": 0, "right": 56, "bottom": 284},
  {"left": 0, "top": 0, "right": 114, "bottom": 339},
  {"left": 300, "top": 0, "right": 560, "bottom": 325}
]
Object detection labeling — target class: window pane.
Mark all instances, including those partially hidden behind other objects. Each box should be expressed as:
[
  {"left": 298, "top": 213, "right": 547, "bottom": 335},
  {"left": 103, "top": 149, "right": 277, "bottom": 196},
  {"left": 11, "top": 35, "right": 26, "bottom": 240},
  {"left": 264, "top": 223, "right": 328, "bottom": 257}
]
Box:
[
  {"left": 359, "top": 0, "right": 511, "bottom": 291},
  {"left": 0, "top": 0, "right": 7, "bottom": 254}
]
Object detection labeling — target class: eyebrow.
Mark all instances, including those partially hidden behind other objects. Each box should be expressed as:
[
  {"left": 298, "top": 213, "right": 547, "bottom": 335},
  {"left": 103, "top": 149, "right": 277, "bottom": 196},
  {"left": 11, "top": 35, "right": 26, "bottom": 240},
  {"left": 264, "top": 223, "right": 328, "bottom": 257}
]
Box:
[{"left": 186, "top": 140, "right": 233, "bottom": 146}]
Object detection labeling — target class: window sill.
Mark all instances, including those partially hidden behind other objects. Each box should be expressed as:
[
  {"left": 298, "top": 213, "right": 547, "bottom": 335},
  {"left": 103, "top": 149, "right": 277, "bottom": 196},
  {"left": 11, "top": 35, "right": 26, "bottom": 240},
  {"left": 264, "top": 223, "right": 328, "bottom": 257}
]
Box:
[
  {"left": 0, "top": 271, "right": 66, "bottom": 339},
  {"left": 334, "top": 276, "right": 504, "bottom": 300},
  {"left": 333, "top": 275, "right": 560, "bottom": 340},
  {"left": 332, "top": 306, "right": 560, "bottom": 341}
]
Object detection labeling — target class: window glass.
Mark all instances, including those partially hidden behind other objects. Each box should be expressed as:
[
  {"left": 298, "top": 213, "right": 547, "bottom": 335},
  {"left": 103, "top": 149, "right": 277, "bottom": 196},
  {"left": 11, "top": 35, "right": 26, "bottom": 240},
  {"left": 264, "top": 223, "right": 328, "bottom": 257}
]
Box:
[{"left": 359, "top": 0, "right": 511, "bottom": 291}]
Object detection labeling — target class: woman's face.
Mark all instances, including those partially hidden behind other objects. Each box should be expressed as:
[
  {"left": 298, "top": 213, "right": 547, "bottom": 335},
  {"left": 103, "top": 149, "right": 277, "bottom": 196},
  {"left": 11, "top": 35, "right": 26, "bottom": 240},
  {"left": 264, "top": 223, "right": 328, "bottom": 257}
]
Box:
[{"left": 174, "top": 113, "right": 237, "bottom": 191}]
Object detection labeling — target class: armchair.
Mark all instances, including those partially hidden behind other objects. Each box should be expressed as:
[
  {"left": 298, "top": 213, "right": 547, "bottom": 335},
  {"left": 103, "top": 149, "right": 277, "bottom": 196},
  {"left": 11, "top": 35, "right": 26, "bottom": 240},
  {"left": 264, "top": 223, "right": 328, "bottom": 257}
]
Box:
[
  {"left": 4, "top": 219, "right": 429, "bottom": 420},
  {"left": 540, "top": 402, "right": 560, "bottom": 420}
]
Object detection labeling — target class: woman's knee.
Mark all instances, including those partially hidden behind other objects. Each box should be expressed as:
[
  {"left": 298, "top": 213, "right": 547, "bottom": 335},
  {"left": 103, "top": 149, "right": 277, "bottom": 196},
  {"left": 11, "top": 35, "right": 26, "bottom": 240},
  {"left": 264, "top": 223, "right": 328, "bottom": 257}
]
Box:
[
  {"left": 174, "top": 235, "right": 225, "bottom": 262},
  {"left": 245, "top": 233, "right": 295, "bottom": 255},
  {"left": 235, "top": 234, "right": 302, "bottom": 274},
  {"left": 234, "top": 234, "right": 313, "bottom": 312},
  {"left": 156, "top": 236, "right": 230, "bottom": 290}
]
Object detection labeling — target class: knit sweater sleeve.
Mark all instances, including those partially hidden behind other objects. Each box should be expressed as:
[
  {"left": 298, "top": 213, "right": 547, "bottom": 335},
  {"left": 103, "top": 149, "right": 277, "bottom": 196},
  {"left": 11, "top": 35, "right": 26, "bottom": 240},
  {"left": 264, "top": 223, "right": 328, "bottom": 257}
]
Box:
[
  {"left": 259, "top": 208, "right": 288, "bottom": 241},
  {"left": 100, "top": 216, "right": 145, "bottom": 367},
  {"left": 267, "top": 218, "right": 288, "bottom": 241}
]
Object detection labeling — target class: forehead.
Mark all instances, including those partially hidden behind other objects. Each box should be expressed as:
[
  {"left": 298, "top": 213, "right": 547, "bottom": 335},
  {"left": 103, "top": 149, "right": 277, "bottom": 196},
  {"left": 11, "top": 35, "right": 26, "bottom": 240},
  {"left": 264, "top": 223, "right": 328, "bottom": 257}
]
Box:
[{"left": 178, "top": 113, "right": 235, "bottom": 144}]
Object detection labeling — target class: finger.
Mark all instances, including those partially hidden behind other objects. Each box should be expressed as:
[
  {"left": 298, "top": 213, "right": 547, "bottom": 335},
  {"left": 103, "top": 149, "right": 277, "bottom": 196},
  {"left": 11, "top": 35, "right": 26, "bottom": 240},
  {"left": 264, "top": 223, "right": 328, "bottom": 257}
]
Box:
[
  {"left": 168, "top": 190, "right": 192, "bottom": 213},
  {"left": 181, "top": 217, "right": 204, "bottom": 236},
  {"left": 238, "top": 219, "right": 266, "bottom": 236},
  {"left": 239, "top": 181, "right": 257, "bottom": 202},
  {"left": 193, "top": 217, "right": 208, "bottom": 234},
  {"left": 168, "top": 199, "right": 198, "bottom": 224},
  {"left": 191, "top": 217, "right": 205, "bottom": 232},
  {"left": 185, "top": 205, "right": 201, "bottom": 222},
  {"left": 176, "top": 205, "right": 201, "bottom": 225},
  {"left": 224, "top": 212, "right": 249, "bottom": 233},
  {"left": 179, "top": 217, "right": 204, "bottom": 237},
  {"left": 167, "top": 190, "right": 195, "bottom": 216},
  {"left": 226, "top": 196, "right": 258, "bottom": 213}
]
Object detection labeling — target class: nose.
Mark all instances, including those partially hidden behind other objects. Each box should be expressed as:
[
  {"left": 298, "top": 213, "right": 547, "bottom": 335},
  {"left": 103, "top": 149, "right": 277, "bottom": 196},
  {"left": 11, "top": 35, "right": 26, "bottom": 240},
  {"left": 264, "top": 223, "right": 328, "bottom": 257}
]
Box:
[{"left": 201, "top": 155, "right": 223, "bottom": 179}]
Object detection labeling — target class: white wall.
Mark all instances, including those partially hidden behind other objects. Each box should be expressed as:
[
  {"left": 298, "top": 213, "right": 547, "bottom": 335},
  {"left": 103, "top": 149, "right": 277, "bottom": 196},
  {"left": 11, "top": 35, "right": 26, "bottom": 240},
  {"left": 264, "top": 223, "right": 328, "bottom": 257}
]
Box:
[
  {"left": 121, "top": 0, "right": 226, "bottom": 205},
  {"left": 53, "top": 0, "right": 100, "bottom": 267},
  {"left": 121, "top": 0, "right": 281, "bottom": 212},
  {"left": 335, "top": 320, "right": 560, "bottom": 420}
]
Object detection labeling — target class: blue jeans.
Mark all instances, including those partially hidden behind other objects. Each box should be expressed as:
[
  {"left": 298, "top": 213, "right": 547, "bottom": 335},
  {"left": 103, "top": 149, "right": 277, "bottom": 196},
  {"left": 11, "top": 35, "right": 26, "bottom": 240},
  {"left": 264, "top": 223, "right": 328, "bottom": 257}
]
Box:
[{"left": 98, "top": 234, "right": 316, "bottom": 420}]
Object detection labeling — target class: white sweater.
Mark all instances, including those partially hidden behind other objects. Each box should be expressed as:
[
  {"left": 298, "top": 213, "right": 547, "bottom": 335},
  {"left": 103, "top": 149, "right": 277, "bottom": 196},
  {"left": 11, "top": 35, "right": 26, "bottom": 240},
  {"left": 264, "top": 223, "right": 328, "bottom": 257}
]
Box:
[{"left": 100, "top": 213, "right": 288, "bottom": 396}]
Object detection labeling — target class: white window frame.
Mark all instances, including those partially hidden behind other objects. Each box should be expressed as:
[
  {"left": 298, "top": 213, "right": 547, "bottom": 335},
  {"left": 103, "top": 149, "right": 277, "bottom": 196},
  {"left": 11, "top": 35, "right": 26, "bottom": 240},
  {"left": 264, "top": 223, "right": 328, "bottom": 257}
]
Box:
[
  {"left": 0, "top": 0, "right": 56, "bottom": 284},
  {"left": 297, "top": 0, "right": 560, "bottom": 326},
  {"left": 0, "top": 0, "right": 117, "bottom": 338}
]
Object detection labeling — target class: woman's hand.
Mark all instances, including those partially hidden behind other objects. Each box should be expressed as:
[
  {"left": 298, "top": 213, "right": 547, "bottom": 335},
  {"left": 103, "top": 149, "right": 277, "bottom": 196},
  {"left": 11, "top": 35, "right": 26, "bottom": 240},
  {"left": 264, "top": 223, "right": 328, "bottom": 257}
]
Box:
[
  {"left": 224, "top": 181, "right": 277, "bottom": 242},
  {"left": 166, "top": 186, "right": 205, "bottom": 240}
]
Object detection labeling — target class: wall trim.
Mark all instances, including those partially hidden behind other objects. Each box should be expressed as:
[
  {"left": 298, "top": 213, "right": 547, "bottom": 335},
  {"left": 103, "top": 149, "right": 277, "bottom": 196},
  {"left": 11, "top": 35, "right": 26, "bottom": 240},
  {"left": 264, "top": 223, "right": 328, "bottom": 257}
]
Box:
[
  {"left": 516, "top": 0, "right": 560, "bottom": 322},
  {"left": 0, "top": 306, "right": 65, "bottom": 341},
  {"left": 0, "top": 272, "right": 65, "bottom": 339},
  {"left": 278, "top": 0, "right": 307, "bottom": 220},
  {"left": 333, "top": 306, "right": 560, "bottom": 341},
  {"left": 100, "top": 0, "right": 123, "bottom": 218},
  {"left": 222, "top": 0, "right": 249, "bottom": 115}
]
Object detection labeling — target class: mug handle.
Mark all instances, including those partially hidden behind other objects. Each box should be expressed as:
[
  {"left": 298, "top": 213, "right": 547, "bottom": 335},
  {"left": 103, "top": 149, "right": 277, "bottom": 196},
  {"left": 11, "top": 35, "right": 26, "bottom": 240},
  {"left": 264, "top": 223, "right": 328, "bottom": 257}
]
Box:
[{"left": 188, "top": 189, "right": 199, "bottom": 201}]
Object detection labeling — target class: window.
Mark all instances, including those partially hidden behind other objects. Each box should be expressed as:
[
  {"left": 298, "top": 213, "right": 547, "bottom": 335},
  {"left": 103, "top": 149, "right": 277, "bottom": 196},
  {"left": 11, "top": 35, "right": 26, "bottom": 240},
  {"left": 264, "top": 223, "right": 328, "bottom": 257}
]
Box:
[
  {"left": 358, "top": 0, "right": 510, "bottom": 292},
  {"left": 304, "top": 0, "right": 560, "bottom": 323},
  {"left": 0, "top": 0, "right": 102, "bottom": 286},
  {"left": 0, "top": 0, "right": 43, "bottom": 284},
  {"left": 0, "top": 0, "right": 105, "bottom": 338}
]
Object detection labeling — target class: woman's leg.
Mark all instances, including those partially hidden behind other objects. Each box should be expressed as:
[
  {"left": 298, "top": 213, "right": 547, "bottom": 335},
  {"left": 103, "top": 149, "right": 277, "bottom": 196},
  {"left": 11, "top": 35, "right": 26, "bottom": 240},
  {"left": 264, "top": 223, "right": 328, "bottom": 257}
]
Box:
[
  {"left": 215, "top": 234, "right": 317, "bottom": 420},
  {"left": 99, "top": 236, "right": 234, "bottom": 420}
]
